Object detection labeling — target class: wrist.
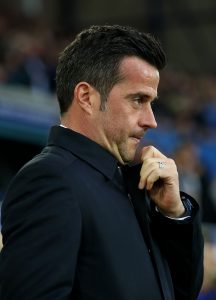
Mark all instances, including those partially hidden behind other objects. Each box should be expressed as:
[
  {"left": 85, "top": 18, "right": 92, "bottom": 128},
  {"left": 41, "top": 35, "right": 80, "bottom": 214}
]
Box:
[
  {"left": 155, "top": 193, "right": 195, "bottom": 221},
  {"left": 157, "top": 201, "right": 185, "bottom": 218}
]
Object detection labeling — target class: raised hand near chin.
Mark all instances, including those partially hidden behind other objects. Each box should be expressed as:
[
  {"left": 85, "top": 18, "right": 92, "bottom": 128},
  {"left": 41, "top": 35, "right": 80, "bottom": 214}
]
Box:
[{"left": 138, "top": 146, "right": 185, "bottom": 218}]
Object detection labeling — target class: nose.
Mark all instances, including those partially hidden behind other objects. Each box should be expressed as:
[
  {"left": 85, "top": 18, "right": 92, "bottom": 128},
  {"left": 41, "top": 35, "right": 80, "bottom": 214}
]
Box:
[{"left": 138, "top": 104, "right": 157, "bottom": 129}]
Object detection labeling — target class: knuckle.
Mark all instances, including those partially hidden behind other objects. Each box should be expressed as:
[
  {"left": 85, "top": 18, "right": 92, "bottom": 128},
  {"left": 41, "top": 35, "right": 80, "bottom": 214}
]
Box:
[{"left": 167, "top": 158, "right": 176, "bottom": 166}]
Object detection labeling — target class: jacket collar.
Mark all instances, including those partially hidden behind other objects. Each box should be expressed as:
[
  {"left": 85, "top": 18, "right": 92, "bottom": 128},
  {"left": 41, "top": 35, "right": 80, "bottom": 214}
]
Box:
[{"left": 47, "top": 125, "right": 119, "bottom": 181}]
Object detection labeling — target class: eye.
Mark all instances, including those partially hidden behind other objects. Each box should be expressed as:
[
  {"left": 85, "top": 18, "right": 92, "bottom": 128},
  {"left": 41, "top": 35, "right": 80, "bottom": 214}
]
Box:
[
  {"left": 133, "top": 96, "right": 144, "bottom": 105},
  {"left": 132, "top": 97, "right": 157, "bottom": 112},
  {"left": 129, "top": 93, "right": 157, "bottom": 109}
]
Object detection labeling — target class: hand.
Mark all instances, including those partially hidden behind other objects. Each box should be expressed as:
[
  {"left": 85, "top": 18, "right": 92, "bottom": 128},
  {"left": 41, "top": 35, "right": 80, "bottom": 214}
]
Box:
[{"left": 138, "top": 146, "right": 185, "bottom": 218}]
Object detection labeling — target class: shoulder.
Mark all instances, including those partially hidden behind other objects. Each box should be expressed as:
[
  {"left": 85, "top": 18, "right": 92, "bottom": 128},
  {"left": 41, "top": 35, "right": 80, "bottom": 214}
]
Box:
[
  {"left": 3, "top": 145, "right": 81, "bottom": 205},
  {"left": 1, "top": 145, "right": 83, "bottom": 225},
  {"left": 27, "top": 144, "right": 77, "bottom": 171},
  {"left": 14, "top": 144, "right": 80, "bottom": 182}
]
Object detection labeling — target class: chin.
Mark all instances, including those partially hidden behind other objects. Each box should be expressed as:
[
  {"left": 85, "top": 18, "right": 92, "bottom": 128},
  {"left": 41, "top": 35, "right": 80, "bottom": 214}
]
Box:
[
  {"left": 119, "top": 143, "right": 136, "bottom": 163},
  {"left": 123, "top": 151, "right": 136, "bottom": 164}
]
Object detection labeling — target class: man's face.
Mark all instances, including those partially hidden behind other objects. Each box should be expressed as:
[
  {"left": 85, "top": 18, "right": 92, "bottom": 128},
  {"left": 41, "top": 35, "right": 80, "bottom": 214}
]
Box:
[{"left": 92, "top": 56, "right": 160, "bottom": 164}]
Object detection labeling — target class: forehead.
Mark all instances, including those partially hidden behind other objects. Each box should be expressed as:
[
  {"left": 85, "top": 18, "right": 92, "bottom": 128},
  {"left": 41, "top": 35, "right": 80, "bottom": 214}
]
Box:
[
  {"left": 113, "top": 56, "right": 160, "bottom": 98},
  {"left": 119, "top": 56, "right": 160, "bottom": 83}
]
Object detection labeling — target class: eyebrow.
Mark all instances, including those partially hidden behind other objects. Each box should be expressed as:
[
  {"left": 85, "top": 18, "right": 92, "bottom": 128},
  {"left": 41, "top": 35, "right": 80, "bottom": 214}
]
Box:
[{"left": 125, "top": 92, "right": 158, "bottom": 101}]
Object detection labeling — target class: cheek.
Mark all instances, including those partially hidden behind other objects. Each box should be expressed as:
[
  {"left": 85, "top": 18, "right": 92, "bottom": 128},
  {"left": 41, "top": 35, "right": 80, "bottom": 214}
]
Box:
[
  {"left": 104, "top": 113, "right": 126, "bottom": 140},
  {"left": 104, "top": 102, "right": 134, "bottom": 138},
  {"left": 112, "top": 118, "right": 132, "bottom": 144}
]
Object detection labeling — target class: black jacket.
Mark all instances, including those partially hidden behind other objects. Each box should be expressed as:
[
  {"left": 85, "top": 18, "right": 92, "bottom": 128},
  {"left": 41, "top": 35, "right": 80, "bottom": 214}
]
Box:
[{"left": 0, "top": 126, "right": 204, "bottom": 299}]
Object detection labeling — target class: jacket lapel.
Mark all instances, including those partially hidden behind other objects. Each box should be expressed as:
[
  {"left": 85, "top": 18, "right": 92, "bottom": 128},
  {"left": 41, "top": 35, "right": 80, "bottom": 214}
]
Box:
[{"left": 122, "top": 164, "right": 174, "bottom": 300}]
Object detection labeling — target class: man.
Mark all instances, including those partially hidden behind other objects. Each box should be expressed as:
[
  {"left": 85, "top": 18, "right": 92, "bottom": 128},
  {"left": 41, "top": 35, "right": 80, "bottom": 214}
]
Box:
[{"left": 0, "top": 25, "right": 203, "bottom": 300}]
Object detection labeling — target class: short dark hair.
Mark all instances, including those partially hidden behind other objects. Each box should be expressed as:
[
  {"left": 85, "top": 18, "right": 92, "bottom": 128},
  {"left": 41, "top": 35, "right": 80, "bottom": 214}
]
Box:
[{"left": 56, "top": 24, "right": 166, "bottom": 114}]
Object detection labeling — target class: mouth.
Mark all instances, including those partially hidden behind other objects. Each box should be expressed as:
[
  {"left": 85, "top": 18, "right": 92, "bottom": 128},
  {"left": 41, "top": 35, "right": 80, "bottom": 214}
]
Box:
[{"left": 130, "top": 136, "right": 142, "bottom": 144}]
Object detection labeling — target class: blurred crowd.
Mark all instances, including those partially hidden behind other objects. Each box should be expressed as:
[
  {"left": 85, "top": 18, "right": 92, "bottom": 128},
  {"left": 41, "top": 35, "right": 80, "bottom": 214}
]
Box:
[
  {"left": 1, "top": 6, "right": 216, "bottom": 297},
  {"left": 149, "top": 70, "right": 216, "bottom": 223},
  {"left": 0, "top": 6, "right": 73, "bottom": 95}
]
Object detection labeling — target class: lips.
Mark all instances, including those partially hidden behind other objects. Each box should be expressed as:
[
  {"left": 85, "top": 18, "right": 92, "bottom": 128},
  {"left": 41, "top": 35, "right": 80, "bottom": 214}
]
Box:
[
  {"left": 132, "top": 133, "right": 144, "bottom": 140},
  {"left": 131, "top": 136, "right": 141, "bottom": 143}
]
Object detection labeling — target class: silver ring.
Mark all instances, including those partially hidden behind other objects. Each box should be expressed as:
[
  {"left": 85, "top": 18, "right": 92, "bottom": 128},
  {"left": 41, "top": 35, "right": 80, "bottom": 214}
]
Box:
[{"left": 158, "top": 161, "right": 166, "bottom": 169}]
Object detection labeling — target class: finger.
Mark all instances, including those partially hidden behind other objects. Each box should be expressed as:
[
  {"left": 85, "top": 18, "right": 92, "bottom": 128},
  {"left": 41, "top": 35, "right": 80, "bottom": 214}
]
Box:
[
  {"left": 145, "top": 169, "right": 160, "bottom": 190},
  {"left": 138, "top": 159, "right": 161, "bottom": 189},
  {"left": 139, "top": 158, "right": 175, "bottom": 190},
  {"left": 140, "top": 145, "right": 167, "bottom": 162},
  {"left": 139, "top": 169, "right": 159, "bottom": 190}
]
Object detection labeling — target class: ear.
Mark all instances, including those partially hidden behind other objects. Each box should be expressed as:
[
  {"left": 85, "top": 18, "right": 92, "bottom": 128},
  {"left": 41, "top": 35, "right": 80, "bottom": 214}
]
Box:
[{"left": 74, "top": 82, "right": 97, "bottom": 115}]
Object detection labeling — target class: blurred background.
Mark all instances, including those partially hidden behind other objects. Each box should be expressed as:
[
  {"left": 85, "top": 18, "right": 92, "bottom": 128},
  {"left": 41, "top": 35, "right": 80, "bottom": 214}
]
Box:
[{"left": 0, "top": 0, "right": 216, "bottom": 298}]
